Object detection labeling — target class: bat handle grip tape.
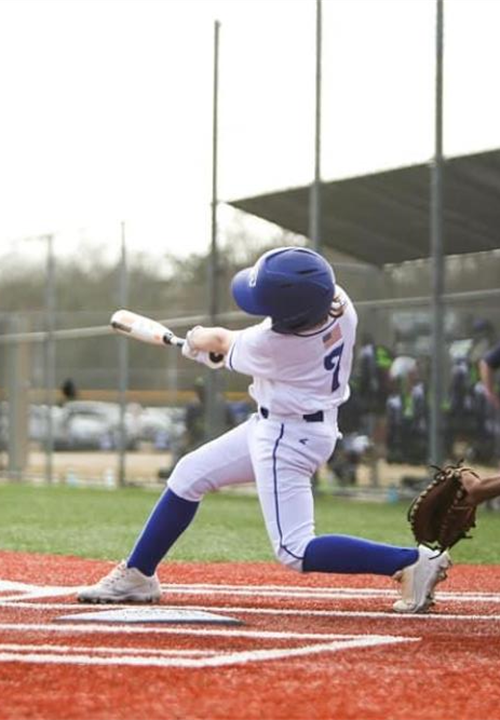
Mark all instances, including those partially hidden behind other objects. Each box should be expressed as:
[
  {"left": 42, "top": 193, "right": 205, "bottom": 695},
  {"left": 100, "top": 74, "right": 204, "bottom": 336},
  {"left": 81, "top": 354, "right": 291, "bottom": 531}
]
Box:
[
  {"left": 162, "top": 330, "right": 183, "bottom": 347},
  {"left": 162, "top": 330, "right": 222, "bottom": 362}
]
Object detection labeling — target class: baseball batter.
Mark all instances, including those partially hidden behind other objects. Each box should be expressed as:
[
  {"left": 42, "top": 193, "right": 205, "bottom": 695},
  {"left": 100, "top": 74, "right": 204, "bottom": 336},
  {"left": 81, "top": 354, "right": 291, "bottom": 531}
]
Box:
[{"left": 78, "top": 247, "right": 450, "bottom": 613}]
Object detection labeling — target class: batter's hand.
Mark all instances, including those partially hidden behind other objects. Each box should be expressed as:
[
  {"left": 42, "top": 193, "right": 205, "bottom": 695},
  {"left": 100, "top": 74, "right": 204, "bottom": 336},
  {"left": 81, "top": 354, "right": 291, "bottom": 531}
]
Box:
[
  {"left": 182, "top": 331, "right": 225, "bottom": 369},
  {"left": 182, "top": 326, "right": 203, "bottom": 360}
]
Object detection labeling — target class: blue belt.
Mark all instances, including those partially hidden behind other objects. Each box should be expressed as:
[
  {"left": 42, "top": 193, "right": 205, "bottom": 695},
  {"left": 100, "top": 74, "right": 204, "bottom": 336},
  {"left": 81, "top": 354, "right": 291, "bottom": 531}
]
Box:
[{"left": 259, "top": 407, "right": 324, "bottom": 422}]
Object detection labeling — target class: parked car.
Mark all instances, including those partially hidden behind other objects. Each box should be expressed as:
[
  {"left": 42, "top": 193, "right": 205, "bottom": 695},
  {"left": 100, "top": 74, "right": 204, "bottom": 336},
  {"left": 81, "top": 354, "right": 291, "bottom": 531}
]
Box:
[
  {"left": 1, "top": 402, "right": 63, "bottom": 451},
  {"left": 53, "top": 401, "right": 140, "bottom": 451},
  {"left": 29, "top": 404, "right": 65, "bottom": 445},
  {"left": 136, "top": 406, "right": 176, "bottom": 449}
]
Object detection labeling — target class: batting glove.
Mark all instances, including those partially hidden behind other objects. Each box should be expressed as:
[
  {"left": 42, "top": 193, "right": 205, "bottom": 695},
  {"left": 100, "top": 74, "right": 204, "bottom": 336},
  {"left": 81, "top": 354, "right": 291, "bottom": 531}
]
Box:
[
  {"left": 182, "top": 326, "right": 203, "bottom": 360},
  {"left": 182, "top": 327, "right": 225, "bottom": 369}
]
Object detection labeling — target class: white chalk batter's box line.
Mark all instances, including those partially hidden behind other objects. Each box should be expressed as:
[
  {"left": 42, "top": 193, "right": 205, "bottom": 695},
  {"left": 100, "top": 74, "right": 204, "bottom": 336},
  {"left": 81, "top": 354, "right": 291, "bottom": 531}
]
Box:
[
  {"left": 0, "top": 602, "right": 498, "bottom": 622},
  {"left": 0, "top": 631, "right": 418, "bottom": 669},
  {"left": 1, "top": 579, "right": 499, "bottom": 605},
  {"left": 1, "top": 580, "right": 500, "bottom": 623},
  {"left": 0, "top": 579, "right": 496, "bottom": 671},
  {"left": 0, "top": 584, "right": 421, "bottom": 667}
]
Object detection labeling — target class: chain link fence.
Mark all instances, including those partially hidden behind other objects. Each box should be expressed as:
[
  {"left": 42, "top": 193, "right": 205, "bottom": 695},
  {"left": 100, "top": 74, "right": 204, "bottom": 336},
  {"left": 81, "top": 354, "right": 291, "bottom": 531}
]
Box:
[{"left": 1, "top": 290, "right": 498, "bottom": 496}]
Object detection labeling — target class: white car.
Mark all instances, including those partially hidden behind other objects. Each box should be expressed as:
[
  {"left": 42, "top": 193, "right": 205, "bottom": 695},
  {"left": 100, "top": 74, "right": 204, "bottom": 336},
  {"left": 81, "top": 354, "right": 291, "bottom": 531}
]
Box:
[
  {"left": 55, "top": 401, "right": 140, "bottom": 451},
  {"left": 136, "top": 406, "right": 186, "bottom": 450}
]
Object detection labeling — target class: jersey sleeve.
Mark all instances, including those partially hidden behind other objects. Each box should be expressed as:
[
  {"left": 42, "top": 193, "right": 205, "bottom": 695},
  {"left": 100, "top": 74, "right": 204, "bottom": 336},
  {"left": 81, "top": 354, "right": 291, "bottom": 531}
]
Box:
[{"left": 225, "top": 323, "right": 276, "bottom": 378}]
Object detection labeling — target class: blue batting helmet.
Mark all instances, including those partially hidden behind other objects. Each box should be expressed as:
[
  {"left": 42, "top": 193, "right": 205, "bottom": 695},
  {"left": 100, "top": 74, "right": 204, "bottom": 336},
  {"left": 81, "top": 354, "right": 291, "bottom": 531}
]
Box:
[{"left": 231, "top": 246, "right": 335, "bottom": 332}]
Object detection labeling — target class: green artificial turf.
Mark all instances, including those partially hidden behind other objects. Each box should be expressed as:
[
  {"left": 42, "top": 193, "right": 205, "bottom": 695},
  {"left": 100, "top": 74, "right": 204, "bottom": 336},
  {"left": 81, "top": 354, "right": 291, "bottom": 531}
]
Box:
[{"left": 0, "top": 481, "right": 498, "bottom": 564}]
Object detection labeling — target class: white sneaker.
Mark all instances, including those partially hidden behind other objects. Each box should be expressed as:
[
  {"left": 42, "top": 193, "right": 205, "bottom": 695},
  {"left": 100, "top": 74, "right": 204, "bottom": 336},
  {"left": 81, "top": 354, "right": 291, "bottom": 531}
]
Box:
[
  {"left": 77, "top": 561, "right": 162, "bottom": 604},
  {"left": 392, "top": 545, "right": 451, "bottom": 614}
]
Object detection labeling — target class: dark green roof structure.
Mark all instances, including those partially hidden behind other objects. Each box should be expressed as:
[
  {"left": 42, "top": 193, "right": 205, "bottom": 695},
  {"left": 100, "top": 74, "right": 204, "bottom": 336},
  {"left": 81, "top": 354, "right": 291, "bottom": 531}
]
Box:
[{"left": 229, "top": 149, "right": 500, "bottom": 266}]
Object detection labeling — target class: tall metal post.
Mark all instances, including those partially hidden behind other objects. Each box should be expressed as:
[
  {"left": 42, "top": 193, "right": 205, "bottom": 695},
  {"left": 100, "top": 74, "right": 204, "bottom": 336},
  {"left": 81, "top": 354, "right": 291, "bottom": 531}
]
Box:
[
  {"left": 117, "top": 221, "right": 129, "bottom": 487},
  {"left": 7, "top": 315, "right": 29, "bottom": 479},
  {"left": 430, "top": 0, "right": 445, "bottom": 464},
  {"left": 205, "top": 19, "right": 222, "bottom": 442},
  {"left": 309, "top": 0, "right": 322, "bottom": 252},
  {"left": 44, "top": 233, "right": 56, "bottom": 483},
  {"left": 209, "top": 20, "right": 220, "bottom": 325}
]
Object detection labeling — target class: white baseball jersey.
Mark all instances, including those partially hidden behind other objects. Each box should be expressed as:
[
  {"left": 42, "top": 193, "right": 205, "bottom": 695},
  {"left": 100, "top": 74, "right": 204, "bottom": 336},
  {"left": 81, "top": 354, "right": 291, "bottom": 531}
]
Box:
[
  {"left": 225, "top": 284, "right": 358, "bottom": 416},
  {"left": 169, "top": 284, "right": 358, "bottom": 572}
]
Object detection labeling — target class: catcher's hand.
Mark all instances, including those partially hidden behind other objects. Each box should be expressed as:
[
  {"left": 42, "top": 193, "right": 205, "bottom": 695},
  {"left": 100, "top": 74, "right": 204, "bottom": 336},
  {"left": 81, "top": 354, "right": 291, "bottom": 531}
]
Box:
[{"left": 408, "top": 461, "right": 480, "bottom": 553}]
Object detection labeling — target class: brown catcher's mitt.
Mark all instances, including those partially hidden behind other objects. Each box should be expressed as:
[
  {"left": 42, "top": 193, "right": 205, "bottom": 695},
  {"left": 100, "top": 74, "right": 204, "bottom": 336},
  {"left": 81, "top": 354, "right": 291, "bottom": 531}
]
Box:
[{"left": 407, "top": 461, "right": 479, "bottom": 552}]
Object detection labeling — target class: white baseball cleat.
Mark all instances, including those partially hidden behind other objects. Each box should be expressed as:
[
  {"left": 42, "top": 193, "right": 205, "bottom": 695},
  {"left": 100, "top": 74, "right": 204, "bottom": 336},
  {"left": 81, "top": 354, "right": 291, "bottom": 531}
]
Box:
[
  {"left": 392, "top": 545, "right": 451, "bottom": 614},
  {"left": 77, "top": 561, "right": 161, "bottom": 604}
]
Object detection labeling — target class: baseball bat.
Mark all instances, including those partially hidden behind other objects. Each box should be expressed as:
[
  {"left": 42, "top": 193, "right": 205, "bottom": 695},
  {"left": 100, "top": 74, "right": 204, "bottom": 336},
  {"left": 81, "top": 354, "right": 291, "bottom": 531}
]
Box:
[
  {"left": 110, "top": 309, "right": 185, "bottom": 347},
  {"left": 110, "top": 309, "right": 225, "bottom": 367}
]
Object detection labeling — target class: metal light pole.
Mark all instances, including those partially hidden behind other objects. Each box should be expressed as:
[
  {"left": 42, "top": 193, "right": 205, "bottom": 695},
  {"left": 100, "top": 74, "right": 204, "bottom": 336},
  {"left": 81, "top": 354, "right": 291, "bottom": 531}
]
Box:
[
  {"left": 205, "top": 19, "right": 223, "bottom": 442},
  {"left": 429, "top": 0, "right": 445, "bottom": 465},
  {"left": 117, "top": 221, "right": 129, "bottom": 487},
  {"left": 309, "top": 0, "right": 322, "bottom": 253},
  {"left": 209, "top": 20, "right": 221, "bottom": 327}
]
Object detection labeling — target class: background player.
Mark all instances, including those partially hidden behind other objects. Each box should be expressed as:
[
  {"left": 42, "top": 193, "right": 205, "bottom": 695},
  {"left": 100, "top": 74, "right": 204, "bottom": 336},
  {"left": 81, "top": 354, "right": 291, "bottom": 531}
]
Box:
[
  {"left": 78, "top": 246, "right": 450, "bottom": 614},
  {"left": 479, "top": 339, "right": 500, "bottom": 412},
  {"left": 479, "top": 338, "right": 500, "bottom": 473}
]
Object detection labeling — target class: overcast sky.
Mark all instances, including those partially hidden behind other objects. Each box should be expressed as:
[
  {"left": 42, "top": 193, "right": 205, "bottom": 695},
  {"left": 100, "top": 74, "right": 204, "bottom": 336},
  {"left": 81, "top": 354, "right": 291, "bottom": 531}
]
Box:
[{"left": 0, "top": 0, "right": 499, "bottom": 265}]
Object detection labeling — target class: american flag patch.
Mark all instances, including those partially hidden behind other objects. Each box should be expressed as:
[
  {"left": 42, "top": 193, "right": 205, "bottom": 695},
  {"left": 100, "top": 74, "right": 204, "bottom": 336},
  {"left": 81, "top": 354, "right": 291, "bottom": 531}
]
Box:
[{"left": 323, "top": 324, "right": 342, "bottom": 348}]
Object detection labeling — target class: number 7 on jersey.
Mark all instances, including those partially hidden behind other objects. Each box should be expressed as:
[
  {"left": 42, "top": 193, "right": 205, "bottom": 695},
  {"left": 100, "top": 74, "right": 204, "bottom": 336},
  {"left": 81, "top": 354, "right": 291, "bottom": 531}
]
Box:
[{"left": 324, "top": 343, "right": 344, "bottom": 392}]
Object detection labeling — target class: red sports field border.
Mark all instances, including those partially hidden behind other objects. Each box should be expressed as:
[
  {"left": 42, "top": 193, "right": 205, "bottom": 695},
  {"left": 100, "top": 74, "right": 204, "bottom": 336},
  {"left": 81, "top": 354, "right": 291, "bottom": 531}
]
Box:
[{"left": 1, "top": 550, "right": 500, "bottom": 720}]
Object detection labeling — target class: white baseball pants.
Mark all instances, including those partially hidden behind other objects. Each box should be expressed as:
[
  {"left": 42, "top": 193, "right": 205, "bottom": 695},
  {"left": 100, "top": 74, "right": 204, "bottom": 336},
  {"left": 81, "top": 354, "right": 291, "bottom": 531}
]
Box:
[{"left": 168, "top": 411, "right": 339, "bottom": 571}]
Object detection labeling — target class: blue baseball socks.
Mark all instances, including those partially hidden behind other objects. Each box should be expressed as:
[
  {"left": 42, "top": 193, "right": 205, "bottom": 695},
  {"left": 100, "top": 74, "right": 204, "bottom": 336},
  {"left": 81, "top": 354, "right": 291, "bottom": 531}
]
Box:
[
  {"left": 127, "top": 488, "right": 199, "bottom": 577},
  {"left": 303, "top": 535, "right": 419, "bottom": 576},
  {"left": 127, "top": 491, "right": 419, "bottom": 578}
]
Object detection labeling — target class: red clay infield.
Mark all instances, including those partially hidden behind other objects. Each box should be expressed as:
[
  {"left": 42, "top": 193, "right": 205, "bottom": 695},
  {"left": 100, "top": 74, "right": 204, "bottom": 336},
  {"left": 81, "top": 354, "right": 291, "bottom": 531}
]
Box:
[{"left": 1, "top": 550, "right": 500, "bottom": 720}]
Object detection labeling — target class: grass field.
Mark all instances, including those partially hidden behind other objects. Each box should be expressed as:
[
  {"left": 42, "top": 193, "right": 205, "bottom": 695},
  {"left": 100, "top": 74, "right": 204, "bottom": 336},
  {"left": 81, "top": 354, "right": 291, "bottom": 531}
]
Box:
[
  {"left": 2, "top": 481, "right": 500, "bottom": 720},
  {"left": 1, "top": 480, "right": 499, "bottom": 564}
]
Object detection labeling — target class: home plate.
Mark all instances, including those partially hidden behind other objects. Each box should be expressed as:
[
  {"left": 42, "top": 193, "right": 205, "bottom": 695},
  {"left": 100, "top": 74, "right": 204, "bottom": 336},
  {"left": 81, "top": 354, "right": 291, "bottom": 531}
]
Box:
[{"left": 56, "top": 607, "right": 243, "bottom": 625}]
